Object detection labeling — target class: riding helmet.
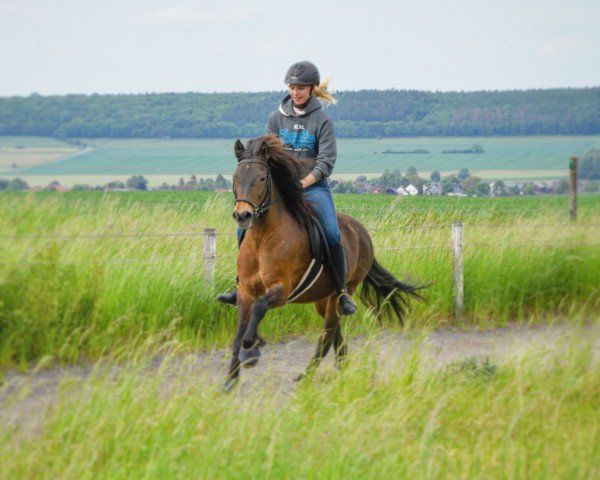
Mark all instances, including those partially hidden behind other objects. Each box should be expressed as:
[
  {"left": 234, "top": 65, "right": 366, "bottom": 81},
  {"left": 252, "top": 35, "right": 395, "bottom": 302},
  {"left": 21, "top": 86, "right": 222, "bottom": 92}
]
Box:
[{"left": 284, "top": 61, "right": 320, "bottom": 86}]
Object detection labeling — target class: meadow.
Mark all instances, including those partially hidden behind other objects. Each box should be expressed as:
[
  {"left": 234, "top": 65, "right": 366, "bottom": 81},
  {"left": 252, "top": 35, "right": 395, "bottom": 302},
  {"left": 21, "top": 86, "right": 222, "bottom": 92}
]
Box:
[
  {"left": 2, "top": 136, "right": 600, "bottom": 184},
  {"left": 1, "top": 190, "right": 599, "bottom": 478},
  {"left": 0, "top": 191, "right": 598, "bottom": 368}
]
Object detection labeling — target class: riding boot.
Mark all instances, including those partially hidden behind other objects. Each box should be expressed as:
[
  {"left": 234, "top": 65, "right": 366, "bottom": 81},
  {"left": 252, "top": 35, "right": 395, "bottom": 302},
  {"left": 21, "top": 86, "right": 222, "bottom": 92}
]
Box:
[{"left": 329, "top": 243, "right": 357, "bottom": 315}]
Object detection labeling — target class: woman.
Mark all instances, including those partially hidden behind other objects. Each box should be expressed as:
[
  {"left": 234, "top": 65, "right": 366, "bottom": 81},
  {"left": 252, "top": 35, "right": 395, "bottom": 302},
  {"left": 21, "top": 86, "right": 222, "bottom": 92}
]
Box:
[{"left": 218, "top": 60, "right": 356, "bottom": 315}]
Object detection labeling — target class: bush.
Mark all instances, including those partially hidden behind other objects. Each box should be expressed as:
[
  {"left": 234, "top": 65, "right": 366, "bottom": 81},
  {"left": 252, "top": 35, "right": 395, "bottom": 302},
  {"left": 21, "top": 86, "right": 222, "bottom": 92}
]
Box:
[
  {"left": 8, "top": 178, "right": 28, "bottom": 191},
  {"left": 126, "top": 175, "right": 148, "bottom": 191}
]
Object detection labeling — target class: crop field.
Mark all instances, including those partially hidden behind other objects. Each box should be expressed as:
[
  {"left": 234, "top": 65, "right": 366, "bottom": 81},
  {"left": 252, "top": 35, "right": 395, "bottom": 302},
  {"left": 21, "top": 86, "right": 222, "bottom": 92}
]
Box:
[
  {"left": 0, "top": 136, "right": 78, "bottom": 171},
  {"left": 2, "top": 136, "right": 600, "bottom": 185},
  {"left": 1, "top": 191, "right": 599, "bottom": 478}
]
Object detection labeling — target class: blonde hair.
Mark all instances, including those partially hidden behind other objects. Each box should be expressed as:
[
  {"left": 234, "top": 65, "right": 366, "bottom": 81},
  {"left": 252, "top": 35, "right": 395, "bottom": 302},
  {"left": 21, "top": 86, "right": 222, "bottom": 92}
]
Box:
[{"left": 313, "top": 77, "right": 337, "bottom": 105}]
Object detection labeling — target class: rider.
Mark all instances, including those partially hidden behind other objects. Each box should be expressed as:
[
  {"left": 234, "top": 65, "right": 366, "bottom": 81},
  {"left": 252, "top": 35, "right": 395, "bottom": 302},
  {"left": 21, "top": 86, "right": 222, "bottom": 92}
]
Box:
[{"left": 218, "top": 60, "right": 357, "bottom": 315}]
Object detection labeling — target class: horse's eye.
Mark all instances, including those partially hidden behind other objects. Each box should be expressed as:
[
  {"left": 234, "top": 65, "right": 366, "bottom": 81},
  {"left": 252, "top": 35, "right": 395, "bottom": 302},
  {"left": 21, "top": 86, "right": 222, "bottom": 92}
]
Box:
[{"left": 260, "top": 177, "right": 266, "bottom": 182}]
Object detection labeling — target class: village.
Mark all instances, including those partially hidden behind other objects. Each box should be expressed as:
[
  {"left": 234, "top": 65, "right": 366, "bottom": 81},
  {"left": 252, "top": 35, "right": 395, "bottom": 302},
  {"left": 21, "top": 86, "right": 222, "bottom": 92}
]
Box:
[{"left": 1, "top": 169, "right": 598, "bottom": 197}]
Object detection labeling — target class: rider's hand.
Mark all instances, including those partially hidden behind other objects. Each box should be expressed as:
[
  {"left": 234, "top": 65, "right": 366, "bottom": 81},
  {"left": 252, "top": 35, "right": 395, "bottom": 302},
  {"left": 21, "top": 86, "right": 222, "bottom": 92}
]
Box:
[{"left": 300, "top": 174, "right": 317, "bottom": 189}]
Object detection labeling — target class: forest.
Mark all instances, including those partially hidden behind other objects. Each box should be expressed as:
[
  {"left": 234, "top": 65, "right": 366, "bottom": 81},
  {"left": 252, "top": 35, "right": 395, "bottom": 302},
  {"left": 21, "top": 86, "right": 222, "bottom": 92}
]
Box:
[{"left": 0, "top": 87, "right": 599, "bottom": 139}]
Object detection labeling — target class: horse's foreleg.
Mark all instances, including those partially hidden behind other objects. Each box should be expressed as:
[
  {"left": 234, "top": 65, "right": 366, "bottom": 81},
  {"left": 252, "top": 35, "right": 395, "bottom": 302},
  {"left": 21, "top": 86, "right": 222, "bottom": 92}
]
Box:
[
  {"left": 224, "top": 299, "right": 252, "bottom": 391},
  {"left": 238, "top": 283, "right": 286, "bottom": 367}
]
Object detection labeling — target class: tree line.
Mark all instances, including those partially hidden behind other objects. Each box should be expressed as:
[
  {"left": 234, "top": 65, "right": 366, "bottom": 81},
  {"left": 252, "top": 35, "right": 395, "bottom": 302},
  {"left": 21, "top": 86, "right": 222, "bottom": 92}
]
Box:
[{"left": 0, "top": 87, "right": 599, "bottom": 139}]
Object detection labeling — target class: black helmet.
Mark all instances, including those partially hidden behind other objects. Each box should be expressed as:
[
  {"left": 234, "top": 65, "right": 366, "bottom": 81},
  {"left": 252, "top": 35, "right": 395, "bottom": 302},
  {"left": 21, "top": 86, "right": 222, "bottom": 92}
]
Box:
[{"left": 284, "top": 61, "right": 320, "bottom": 86}]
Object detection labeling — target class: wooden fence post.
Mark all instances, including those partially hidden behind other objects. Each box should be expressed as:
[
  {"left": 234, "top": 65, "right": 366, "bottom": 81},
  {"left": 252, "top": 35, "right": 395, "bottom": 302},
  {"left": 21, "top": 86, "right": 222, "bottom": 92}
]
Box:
[
  {"left": 203, "top": 228, "right": 216, "bottom": 284},
  {"left": 452, "top": 222, "right": 464, "bottom": 320},
  {"left": 569, "top": 156, "right": 577, "bottom": 221}
]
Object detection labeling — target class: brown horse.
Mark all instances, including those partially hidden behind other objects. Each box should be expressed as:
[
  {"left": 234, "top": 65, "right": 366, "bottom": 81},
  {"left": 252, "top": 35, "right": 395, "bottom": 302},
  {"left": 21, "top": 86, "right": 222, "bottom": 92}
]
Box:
[{"left": 224, "top": 134, "right": 425, "bottom": 389}]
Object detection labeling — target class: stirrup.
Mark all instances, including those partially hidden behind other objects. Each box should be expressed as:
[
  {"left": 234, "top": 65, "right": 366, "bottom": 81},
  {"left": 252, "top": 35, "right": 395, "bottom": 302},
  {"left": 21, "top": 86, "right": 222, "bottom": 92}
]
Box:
[{"left": 337, "top": 291, "right": 357, "bottom": 316}]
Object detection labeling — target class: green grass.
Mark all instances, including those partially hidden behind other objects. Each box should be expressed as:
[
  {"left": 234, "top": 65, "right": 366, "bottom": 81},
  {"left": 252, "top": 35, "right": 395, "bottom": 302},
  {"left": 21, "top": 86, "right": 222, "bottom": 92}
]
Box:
[
  {"left": 1, "top": 335, "right": 598, "bottom": 479},
  {"left": 0, "top": 191, "right": 599, "bottom": 369},
  {"left": 4, "top": 135, "right": 600, "bottom": 178}
]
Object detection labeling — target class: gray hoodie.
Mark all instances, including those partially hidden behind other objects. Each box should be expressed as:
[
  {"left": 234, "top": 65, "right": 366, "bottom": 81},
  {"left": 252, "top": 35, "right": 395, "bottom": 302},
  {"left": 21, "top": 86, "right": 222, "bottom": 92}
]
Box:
[{"left": 267, "top": 94, "right": 337, "bottom": 184}]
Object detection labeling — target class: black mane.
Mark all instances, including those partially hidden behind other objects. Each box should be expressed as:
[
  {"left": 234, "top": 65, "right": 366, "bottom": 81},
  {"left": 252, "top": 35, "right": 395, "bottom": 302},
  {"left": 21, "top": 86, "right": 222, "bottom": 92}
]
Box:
[{"left": 245, "top": 134, "right": 318, "bottom": 229}]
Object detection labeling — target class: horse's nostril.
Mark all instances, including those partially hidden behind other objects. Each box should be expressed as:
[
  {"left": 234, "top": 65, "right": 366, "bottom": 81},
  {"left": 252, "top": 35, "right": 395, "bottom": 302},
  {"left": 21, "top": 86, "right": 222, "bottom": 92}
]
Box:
[{"left": 234, "top": 210, "right": 252, "bottom": 222}]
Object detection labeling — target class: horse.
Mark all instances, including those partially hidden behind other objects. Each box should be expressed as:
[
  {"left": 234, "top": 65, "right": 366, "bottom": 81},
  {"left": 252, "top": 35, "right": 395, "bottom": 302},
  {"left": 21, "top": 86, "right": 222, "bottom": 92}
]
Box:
[{"left": 224, "top": 134, "right": 426, "bottom": 389}]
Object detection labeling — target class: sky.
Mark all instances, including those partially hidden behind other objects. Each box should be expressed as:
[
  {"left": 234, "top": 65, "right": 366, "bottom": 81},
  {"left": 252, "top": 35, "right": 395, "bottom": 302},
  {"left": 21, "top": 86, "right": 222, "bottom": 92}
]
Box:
[{"left": 1, "top": 0, "right": 599, "bottom": 96}]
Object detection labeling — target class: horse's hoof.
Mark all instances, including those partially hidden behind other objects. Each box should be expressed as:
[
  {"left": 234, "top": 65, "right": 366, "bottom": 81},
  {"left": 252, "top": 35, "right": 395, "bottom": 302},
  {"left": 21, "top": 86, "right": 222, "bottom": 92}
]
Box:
[
  {"left": 217, "top": 291, "right": 237, "bottom": 306},
  {"left": 222, "top": 378, "right": 238, "bottom": 393},
  {"left": 238, "top": 346, "right": 261, "bottom": 368}
]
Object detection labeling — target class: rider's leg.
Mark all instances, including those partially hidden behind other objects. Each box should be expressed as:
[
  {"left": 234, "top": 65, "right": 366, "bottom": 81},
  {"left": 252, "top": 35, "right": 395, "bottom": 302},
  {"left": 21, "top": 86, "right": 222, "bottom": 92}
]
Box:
[
  {"left": 216, "top": 228, "right": 244, "bottom": 305},
  {"left": 303, "top": 183, "right": 357, "bottom": 315}
]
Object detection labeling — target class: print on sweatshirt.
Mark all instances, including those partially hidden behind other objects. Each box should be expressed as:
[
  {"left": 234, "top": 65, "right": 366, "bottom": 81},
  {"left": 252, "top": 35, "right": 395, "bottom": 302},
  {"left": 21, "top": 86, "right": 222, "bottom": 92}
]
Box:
[{"left": 278, "top": 128, "right": 316, "bottom": 150}]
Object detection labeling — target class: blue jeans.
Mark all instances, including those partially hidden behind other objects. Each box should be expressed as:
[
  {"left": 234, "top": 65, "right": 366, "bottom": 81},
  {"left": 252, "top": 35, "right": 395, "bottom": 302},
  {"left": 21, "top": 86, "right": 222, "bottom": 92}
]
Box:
[
  {"left": 236, "top": 181, "right": 341, "bottom": 247},
  {"left": 303, "top": 181, "right": 341, "bottom": 247}
]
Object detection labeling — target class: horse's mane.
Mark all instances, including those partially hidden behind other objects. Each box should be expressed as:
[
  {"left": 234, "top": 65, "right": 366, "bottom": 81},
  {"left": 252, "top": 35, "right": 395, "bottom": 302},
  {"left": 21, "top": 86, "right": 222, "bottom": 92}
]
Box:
[{"left": 246, "top": 134, "right": 318, "bottom": 228}]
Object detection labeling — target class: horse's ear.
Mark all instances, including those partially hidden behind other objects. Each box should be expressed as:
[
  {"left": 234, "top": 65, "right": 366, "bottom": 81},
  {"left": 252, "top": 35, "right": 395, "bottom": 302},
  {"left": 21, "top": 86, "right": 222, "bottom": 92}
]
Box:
[
  {"left": 258, "top": 141, "right": 270, "bottom": 161},
  {"left": 234, "top": 139, "right": 245, "bottom": 162}
]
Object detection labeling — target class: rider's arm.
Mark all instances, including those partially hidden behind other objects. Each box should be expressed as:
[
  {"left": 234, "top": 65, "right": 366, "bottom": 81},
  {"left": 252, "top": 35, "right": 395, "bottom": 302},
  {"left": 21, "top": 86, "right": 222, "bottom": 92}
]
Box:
[{"left": 307, "top": 117, "right": 336, "bottom": 184}]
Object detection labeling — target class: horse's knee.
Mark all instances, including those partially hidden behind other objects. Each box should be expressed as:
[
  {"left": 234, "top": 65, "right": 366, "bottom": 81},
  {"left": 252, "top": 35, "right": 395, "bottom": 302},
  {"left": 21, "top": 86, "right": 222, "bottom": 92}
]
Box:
[{"left": 251, "top": 296, "right": 269, "bottom": 318}]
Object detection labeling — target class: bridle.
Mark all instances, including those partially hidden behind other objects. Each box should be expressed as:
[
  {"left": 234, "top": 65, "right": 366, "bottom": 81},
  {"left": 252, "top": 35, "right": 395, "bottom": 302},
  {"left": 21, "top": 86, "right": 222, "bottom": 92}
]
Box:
[{"left": 233, "top": 158, "right": 275, "bottom": 219}]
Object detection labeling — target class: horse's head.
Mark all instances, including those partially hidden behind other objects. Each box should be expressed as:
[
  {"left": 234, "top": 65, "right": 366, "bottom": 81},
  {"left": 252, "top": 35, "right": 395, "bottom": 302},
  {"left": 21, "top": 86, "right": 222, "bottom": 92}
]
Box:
[{"left": 231, "top": 138, "right": 272, "bottom": 229}]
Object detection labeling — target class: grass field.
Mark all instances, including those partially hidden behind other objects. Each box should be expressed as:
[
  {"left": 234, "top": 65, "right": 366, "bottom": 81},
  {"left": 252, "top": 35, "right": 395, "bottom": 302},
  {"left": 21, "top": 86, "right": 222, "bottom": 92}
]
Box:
[
  {"left": 2, "top": 136, "right": 599, "bottom": 185},
  {"left": 0, "top": 191, "right": 599, "bottom": 369},
  {"left": 1, "top": 191, "right": 599, "bottom": 478}
]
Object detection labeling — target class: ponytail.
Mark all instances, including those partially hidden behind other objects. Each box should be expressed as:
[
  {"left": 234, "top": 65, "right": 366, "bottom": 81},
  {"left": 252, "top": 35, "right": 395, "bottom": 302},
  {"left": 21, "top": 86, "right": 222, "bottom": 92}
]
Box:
[{"left": 313, "top": 77, "right": 337, "bottom": 105}]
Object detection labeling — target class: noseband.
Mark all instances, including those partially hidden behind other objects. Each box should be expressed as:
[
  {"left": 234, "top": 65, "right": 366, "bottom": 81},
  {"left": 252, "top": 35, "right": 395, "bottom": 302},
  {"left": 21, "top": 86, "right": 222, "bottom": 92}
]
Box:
[{"left": 234, "top": 159, "right": 273, "bottom": 218}]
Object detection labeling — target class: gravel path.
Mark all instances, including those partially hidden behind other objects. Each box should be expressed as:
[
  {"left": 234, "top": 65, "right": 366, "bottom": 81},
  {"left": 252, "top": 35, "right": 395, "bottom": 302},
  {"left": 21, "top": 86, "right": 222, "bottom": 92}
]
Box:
[{"left": 1, "top": 323, "right": 598, "bottom": 434}]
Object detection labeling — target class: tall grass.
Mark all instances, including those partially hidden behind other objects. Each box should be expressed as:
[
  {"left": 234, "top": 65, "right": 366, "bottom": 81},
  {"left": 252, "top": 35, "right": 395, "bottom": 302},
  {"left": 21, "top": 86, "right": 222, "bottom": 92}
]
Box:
[
  {"left": 0, "top": 192, "right": 599, "bottom": 368},
  {"left": 1, "top": 335, "right": 598, "bottom": 479}
]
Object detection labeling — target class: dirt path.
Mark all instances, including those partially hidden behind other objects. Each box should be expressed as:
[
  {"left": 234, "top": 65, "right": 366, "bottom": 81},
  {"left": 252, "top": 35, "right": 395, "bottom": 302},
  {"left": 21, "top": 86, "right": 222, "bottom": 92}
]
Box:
[{"left": 1, "top": 323, "right": 599, "bottom": 433}]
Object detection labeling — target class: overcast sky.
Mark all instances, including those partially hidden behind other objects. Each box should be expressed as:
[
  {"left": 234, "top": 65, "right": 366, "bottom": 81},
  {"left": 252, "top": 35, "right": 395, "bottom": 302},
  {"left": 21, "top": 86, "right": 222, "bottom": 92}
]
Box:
[{"left": 1, "top": 0, "right": 599, "bottom": 96}]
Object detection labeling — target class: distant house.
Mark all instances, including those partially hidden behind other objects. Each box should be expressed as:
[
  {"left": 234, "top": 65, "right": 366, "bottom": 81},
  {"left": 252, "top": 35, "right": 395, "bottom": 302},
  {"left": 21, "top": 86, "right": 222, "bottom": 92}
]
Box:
[
  {"left": 48, "top": 184, "right": 70, "bottom": 192},
  {"left": 424, "top": 182, "right": 442, "bottom": 195},
  {"left": 405, "top": 184, "right": 419, "bottom": 196},
  {"left": 447, "top": 185, "right": 466, "bottom": 197},
  {"left": 396, "top": 186, "right": 409, "bottom": 196},
  {"left": 385, "top": 188, "right": 398, "bottom": 195}
]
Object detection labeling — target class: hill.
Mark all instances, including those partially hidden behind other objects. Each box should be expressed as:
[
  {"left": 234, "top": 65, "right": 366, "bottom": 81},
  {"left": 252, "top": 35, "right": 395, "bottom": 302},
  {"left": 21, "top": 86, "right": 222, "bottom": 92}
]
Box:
[{"left": 1, "top": 88, "right": 599, "bottom": 139}]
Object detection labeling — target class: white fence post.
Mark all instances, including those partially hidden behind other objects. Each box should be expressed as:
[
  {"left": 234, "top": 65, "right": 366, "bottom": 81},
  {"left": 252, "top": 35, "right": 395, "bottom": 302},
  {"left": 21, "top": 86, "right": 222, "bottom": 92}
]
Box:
[
  {"left": 203, "top": 228, "right": 216, "bottom": 284},
  {"left": 452, "top": 222, "right": 464, "bottom": 319}
]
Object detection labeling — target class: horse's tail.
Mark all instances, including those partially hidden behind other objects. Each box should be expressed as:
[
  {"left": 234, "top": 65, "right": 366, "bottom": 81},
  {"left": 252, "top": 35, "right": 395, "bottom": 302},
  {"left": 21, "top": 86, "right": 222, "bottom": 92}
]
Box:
[{"left": 359, "top": 257, "right": 429, "bottom": 324}]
